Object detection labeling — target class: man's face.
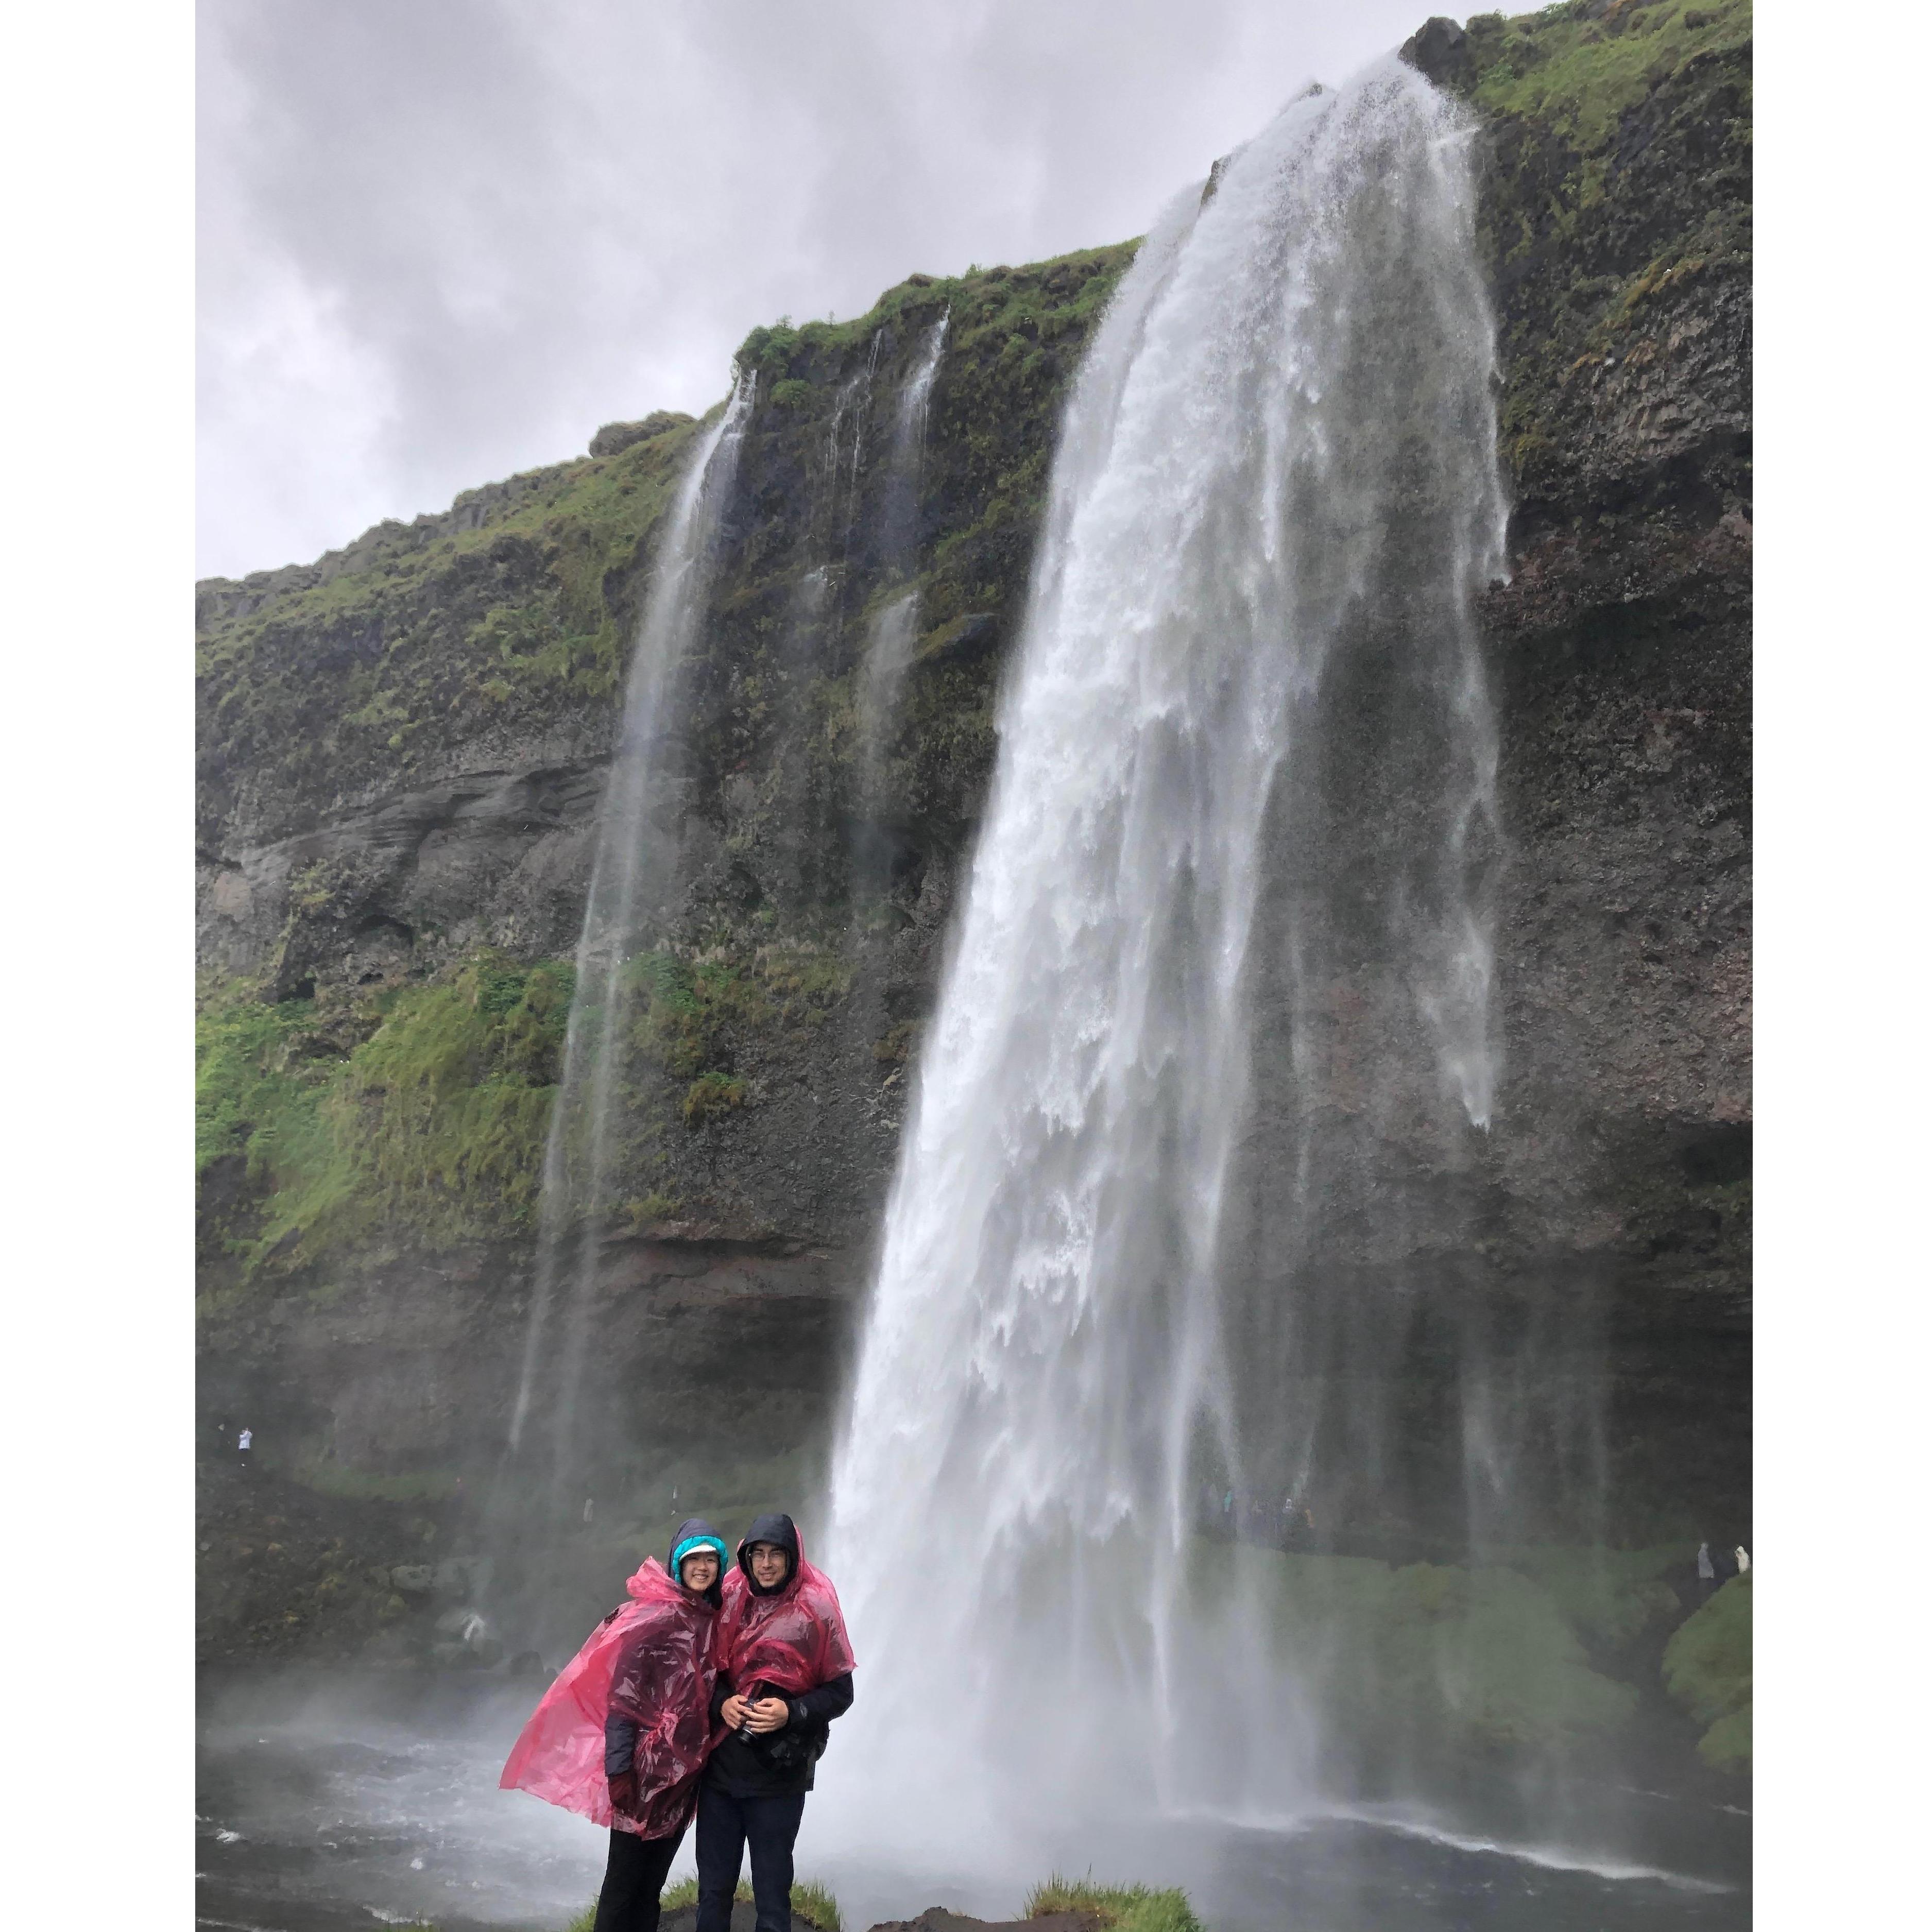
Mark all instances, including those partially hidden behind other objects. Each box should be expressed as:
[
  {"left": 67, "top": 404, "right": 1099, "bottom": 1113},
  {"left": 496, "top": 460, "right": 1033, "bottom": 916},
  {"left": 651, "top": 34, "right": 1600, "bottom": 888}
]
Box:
[
  {"left": 748, "top": 1541, "right": 790, "bottom": 1589},
  {"left": 680, "top": 1549, "right": 720, "bottom": 1592}
]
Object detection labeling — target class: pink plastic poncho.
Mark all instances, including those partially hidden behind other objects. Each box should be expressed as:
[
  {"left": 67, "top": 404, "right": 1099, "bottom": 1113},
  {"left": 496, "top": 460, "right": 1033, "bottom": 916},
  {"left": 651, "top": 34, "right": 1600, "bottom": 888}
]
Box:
[
  {"left": 717, "top": 1532, "right": 857, "bottom": 1698},
  {"left": 499, "top": 1557, "right": 722, "bottom": 1839}
]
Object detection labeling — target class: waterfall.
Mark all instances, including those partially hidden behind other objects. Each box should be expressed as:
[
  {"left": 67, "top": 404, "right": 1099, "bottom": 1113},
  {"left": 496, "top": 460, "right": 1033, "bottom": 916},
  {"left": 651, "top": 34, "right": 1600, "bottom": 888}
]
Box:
[
  {"left": 502, "top": 377, "right": 754, "bottom": 1508},
  {"left": 825, "top": 55, "right": 1506, "bottom": 1841},
  {"left": 856, "top": 312, "right": 949, "bottom": 819}
]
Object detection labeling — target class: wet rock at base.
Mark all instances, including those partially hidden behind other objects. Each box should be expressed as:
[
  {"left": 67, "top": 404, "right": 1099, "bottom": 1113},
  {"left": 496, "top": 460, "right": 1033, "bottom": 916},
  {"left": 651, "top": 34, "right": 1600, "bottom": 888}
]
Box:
[
  {"left": 660, "top": 1906, "right": 756, "bottom": 1932},
  {"left": 867, "top": 1913, "right": 1097, "bottom": 1932}
]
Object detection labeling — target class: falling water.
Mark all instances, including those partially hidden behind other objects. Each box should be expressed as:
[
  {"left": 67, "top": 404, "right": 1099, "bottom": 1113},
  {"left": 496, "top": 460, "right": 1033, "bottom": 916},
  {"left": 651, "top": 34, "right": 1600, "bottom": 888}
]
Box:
[
  {"left": 856, "top": 312, "right": 950, "bottom": 812},
  {"left": 502, "top": 379, "right": 754, "bottom": 1517},
  {"left": 826, "top": 57, "right": 1507, "bottom": 1840}
]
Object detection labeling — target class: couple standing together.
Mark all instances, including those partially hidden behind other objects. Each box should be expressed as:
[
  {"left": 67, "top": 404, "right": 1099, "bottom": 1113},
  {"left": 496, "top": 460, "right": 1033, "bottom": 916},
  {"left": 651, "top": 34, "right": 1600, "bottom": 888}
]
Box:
[{"left": 503, "top": 1512, "right": 855, "bottom": 1932}]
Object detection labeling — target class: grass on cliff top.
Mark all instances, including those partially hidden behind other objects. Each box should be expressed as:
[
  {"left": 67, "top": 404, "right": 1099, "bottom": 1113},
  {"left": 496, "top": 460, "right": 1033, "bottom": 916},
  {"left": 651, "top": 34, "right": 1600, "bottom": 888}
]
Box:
[
  {"left": 1025, "top": 1876, "right": 1202, "bottom": 1932},
  {"left": 197, "top": 411, "right": 706, "bottom": 809},
  {"left": 1464, "top": 0, "right": 1752, "bottom": 152},
  {"left": 198, "top": 408, "right": 702, "bottom": 666},
  {"left": 734, "top": 241, "right": 1138, "bottom": 386}
]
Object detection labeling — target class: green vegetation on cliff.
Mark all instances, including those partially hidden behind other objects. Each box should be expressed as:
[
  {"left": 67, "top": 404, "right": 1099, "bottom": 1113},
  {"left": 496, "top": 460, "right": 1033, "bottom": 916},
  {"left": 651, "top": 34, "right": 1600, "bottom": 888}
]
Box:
[
  {"left": 1236, "top": 1544, "right": 1641, "bottom": 1751},
  {"left": 1413, "top": 0, "right": 1752, "bottom": 520},
  {"left": 196, "top": 931, "right": 867, "bottom": 1279},
  {"left": 1662, "top": 1571, "right": 1752, "bottom": 1770},
  {"left": 198, "top": 414, "right": 703, "bottom": 838},
  {"left": 197, "top": 953, "right": 573, "bottom": 1274}
]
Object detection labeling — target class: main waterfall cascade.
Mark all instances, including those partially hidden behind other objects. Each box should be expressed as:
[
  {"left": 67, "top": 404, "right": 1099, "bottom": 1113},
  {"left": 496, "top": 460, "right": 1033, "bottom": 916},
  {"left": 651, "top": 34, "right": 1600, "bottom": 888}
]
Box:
[
  {"left": 498, "top": 379, "right": 754, "bottom": 1567},
  {"left": 826, "top": 57, "right": 1519, "bottom": 1835}
]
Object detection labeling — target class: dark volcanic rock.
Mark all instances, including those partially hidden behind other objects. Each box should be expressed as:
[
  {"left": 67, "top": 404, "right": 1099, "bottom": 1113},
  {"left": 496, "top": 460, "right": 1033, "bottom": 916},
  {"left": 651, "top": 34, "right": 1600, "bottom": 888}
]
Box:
[{"left": 870, "top": 1914, "right": 1095, "bottom": 1932}]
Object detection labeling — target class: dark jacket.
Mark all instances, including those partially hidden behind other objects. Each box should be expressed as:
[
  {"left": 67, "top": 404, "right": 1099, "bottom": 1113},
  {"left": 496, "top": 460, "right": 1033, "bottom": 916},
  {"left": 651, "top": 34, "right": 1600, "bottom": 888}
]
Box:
[
  {"left": 704, "top": 1513, "right": 854, "bottom": 1798},
  {"left": 604, "top": 1517, "right": 726, "bottom": 1778}
]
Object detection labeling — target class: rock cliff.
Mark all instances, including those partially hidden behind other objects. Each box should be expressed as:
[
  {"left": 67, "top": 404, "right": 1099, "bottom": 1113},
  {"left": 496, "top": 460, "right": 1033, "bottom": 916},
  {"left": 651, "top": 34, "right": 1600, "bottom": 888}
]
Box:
[{"left": 197, "top": 0, "right": 1750, "bottom": 1664}]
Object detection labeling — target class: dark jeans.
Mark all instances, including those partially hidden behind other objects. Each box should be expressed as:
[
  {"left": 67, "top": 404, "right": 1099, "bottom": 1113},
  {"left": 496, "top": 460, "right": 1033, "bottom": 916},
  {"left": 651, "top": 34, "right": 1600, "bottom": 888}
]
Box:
[
  {"left": 593, "top": 1823, "right": 684, "bottom": 1932},
  {"left": 695, "top": 1786, "right": 807, "bottom": 1932}
]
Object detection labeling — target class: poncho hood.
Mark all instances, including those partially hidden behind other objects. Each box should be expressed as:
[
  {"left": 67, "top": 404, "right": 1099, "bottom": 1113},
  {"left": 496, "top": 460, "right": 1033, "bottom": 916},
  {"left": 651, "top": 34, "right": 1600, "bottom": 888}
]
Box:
[
  {"left": 499, "top": 1549, "right": 723, "bottom": 1839},
  {"left": 719, "top": 1514, "right": 856, "bottom": 1697}
]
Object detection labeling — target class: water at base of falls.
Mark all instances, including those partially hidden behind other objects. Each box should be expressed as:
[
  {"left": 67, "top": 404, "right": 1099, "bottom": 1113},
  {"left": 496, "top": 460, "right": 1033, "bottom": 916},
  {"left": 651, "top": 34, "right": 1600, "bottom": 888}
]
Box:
[
  {"left": 826, "top": 54, "right": 1518, "bottom": 1841},
  {"left": 196, "top": 1666, "right": 1748, "bottom": 1932}
]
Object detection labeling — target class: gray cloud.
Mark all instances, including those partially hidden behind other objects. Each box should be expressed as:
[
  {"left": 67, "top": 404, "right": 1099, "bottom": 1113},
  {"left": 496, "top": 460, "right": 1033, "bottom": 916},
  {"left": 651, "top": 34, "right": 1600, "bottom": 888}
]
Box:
[{"left": 198, "top": 0, "right": 1432, "bottom": 579}]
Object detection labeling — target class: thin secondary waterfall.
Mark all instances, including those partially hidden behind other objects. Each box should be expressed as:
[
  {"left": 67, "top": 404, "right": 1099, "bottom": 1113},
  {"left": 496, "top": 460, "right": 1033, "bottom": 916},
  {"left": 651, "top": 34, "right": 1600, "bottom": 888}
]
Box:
[
  {"left": 826, "top": 56, "right": 1505, "bottom": 1837},
  {"left": 504, "top": 379, "right": 754, "bottom": 1497},
  {"left": 857, "top": 312, "right": 949, "bottom": 807}
]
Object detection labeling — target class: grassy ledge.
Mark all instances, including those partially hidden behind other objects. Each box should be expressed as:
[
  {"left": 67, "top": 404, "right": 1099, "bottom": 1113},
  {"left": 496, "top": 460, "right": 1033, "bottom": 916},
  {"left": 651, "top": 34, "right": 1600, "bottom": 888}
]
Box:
[
  {"left": 1025, "top": 1876, "right": 1203, "bottom": 1932},
  {"left": 568, "top": 1876, "right": 841, "bottom": 1931}
]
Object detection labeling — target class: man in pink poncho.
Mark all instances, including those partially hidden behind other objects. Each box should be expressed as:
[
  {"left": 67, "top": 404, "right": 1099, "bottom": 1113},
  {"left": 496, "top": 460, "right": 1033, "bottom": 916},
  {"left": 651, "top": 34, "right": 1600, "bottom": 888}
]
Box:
[
  {"left": 502, "top": 1517, "right": 730, "bottom": 1932},
  {"left": 696, "top": 1513, "right": 856, "bottom": 1932}
]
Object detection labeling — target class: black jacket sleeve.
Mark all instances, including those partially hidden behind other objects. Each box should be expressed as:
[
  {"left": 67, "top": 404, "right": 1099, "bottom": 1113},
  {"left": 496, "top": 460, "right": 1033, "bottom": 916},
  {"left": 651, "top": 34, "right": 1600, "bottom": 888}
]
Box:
[
  {"left": 709, "top": 1671, "right": 735, "bottom": 1726},
  {"left": 604, "top": 1710, "right": 640, "bottom": 1776},
  {"left": 785, "top": 1671, "right": 853, "bottom": 1731}
]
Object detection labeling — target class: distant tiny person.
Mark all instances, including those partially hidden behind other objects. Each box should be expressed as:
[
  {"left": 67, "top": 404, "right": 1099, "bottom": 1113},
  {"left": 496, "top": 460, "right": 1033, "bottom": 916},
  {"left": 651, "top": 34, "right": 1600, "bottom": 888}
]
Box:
[
  {"left": 584, "top": 1496, "right": 595, "bottom": 1528},
  {"left": 237, "top": 1425, "right": 253, "bottom": 1470},
  {"left": 1735, "top": 1545, "right": 1750, "bottom": 1575},
  {"left": 1696, "top": 1540, "right": 1716, "bottom": 1600}
]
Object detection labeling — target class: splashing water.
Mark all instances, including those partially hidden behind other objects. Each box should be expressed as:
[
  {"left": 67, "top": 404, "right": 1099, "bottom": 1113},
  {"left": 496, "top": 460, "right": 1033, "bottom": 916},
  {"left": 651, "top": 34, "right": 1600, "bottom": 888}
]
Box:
[
  {"left": 503, "top": 379, "right": 754, "bottom": 1514},
  {"left": 825, "top": 57, "right": 1506, "bottom": 1843}
]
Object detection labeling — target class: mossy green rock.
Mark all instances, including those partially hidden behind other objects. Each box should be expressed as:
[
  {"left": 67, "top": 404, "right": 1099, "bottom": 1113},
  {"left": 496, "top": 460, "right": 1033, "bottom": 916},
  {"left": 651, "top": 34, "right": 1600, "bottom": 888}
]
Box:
[
  {"left": 1662, "top": 1570, "right": 1751, "bottom": 1768},
  {"left": 1221, "top": 1544, "right": 1639, "bottom": 1754}
]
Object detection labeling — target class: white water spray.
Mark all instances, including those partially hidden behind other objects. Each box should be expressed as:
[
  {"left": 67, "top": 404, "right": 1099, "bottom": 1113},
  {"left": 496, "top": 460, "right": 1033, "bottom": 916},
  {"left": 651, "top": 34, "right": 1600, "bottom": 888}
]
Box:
[{"left": 825, "top": 59, "right": 1506, "bottom": 1840}]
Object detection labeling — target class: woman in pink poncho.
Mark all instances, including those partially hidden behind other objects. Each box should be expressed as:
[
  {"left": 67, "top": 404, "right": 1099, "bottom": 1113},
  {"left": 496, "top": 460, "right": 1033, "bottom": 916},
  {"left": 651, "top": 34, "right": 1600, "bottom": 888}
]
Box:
[{"left": 502, "top": 1518, "right": 729, "bottom": 1932}]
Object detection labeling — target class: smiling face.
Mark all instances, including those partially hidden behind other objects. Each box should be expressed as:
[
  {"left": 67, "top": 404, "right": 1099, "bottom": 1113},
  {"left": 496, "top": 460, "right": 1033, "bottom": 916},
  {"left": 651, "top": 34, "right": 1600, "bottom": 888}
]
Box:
[
  {"left": 747, "top": 1541, "right": 791, "bottom": 1589},
  {"left": 679, "top": 1549, "right": 720, "bottom": 1593}
]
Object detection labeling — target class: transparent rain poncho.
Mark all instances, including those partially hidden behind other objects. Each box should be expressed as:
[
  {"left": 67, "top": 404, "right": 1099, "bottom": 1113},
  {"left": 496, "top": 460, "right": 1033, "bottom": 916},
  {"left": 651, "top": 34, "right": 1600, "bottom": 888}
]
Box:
[
  {"left": 500, "top": 1557, "right": 722, "bottom": 1839},
  {"left": 718, "top": 1532, "right": 856, "bottom": 1697}
]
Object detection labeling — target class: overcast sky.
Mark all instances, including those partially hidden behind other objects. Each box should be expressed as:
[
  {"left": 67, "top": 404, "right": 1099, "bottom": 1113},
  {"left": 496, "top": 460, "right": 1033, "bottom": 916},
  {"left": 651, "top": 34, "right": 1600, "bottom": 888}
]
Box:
[{"left": 198, "top": 0, "right": 1437, "bottom": 580}]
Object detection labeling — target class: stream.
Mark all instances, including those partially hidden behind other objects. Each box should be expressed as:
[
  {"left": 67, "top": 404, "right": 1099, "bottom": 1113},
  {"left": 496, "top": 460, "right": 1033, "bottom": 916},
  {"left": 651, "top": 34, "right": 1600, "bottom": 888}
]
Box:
[{"left": 197, "top": 1669, "right": 1749, "bottom": 1932}]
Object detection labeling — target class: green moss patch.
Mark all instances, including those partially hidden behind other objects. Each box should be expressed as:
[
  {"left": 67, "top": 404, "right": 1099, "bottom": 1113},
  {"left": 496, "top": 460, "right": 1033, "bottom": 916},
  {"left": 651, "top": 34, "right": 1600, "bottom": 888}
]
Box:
[
  {"left": 1663, "top": 1571, "right": 1751, "bottom": 1770},
  {"left": 196, "top": 951, "right": 574, "bottom": 1273},
  {"left": 1207, "top": 1542, "right": 1639, "bottom": 1754}
]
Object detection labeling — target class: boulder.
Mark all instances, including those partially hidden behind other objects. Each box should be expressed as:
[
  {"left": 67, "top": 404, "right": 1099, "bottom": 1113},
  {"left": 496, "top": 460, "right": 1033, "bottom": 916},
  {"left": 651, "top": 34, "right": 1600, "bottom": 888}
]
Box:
[
  {"left": 590, "top": 412, "right": 692, "bottom": 458},
  {"left": 869, "top": 1915, "right": 1094, "bottom": 1932}
]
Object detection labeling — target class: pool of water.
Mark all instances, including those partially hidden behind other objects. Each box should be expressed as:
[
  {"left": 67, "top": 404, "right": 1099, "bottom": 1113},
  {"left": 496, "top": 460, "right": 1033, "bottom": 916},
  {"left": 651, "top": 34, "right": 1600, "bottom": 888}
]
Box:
[{"left": 197, "top": 1670, "right": 1748, "bottom": 1932}]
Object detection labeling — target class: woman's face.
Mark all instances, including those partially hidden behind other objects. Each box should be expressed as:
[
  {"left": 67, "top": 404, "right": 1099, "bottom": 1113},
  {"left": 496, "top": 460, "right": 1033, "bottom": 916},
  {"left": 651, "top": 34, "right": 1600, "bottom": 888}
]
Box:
[
  {"left": 679, "top": 1549, "right": 720, "bottom": 1593},
  {"left": 747, "top": 1542, "right": 790, "bottom": 1589}
]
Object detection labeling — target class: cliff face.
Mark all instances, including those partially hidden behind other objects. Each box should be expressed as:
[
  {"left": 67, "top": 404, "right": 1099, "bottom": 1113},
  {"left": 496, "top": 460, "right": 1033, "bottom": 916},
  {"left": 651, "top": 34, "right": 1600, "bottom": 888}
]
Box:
[{"left": 197, "top": 0, "right": 1751, "bottom": 1654}]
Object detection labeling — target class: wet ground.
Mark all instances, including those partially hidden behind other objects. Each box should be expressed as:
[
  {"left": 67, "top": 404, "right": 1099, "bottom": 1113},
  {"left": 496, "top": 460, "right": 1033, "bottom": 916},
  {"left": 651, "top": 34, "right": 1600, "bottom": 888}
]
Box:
[{"left": 197, "top": 1669, "right": 1749, "bottom": 1932}]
